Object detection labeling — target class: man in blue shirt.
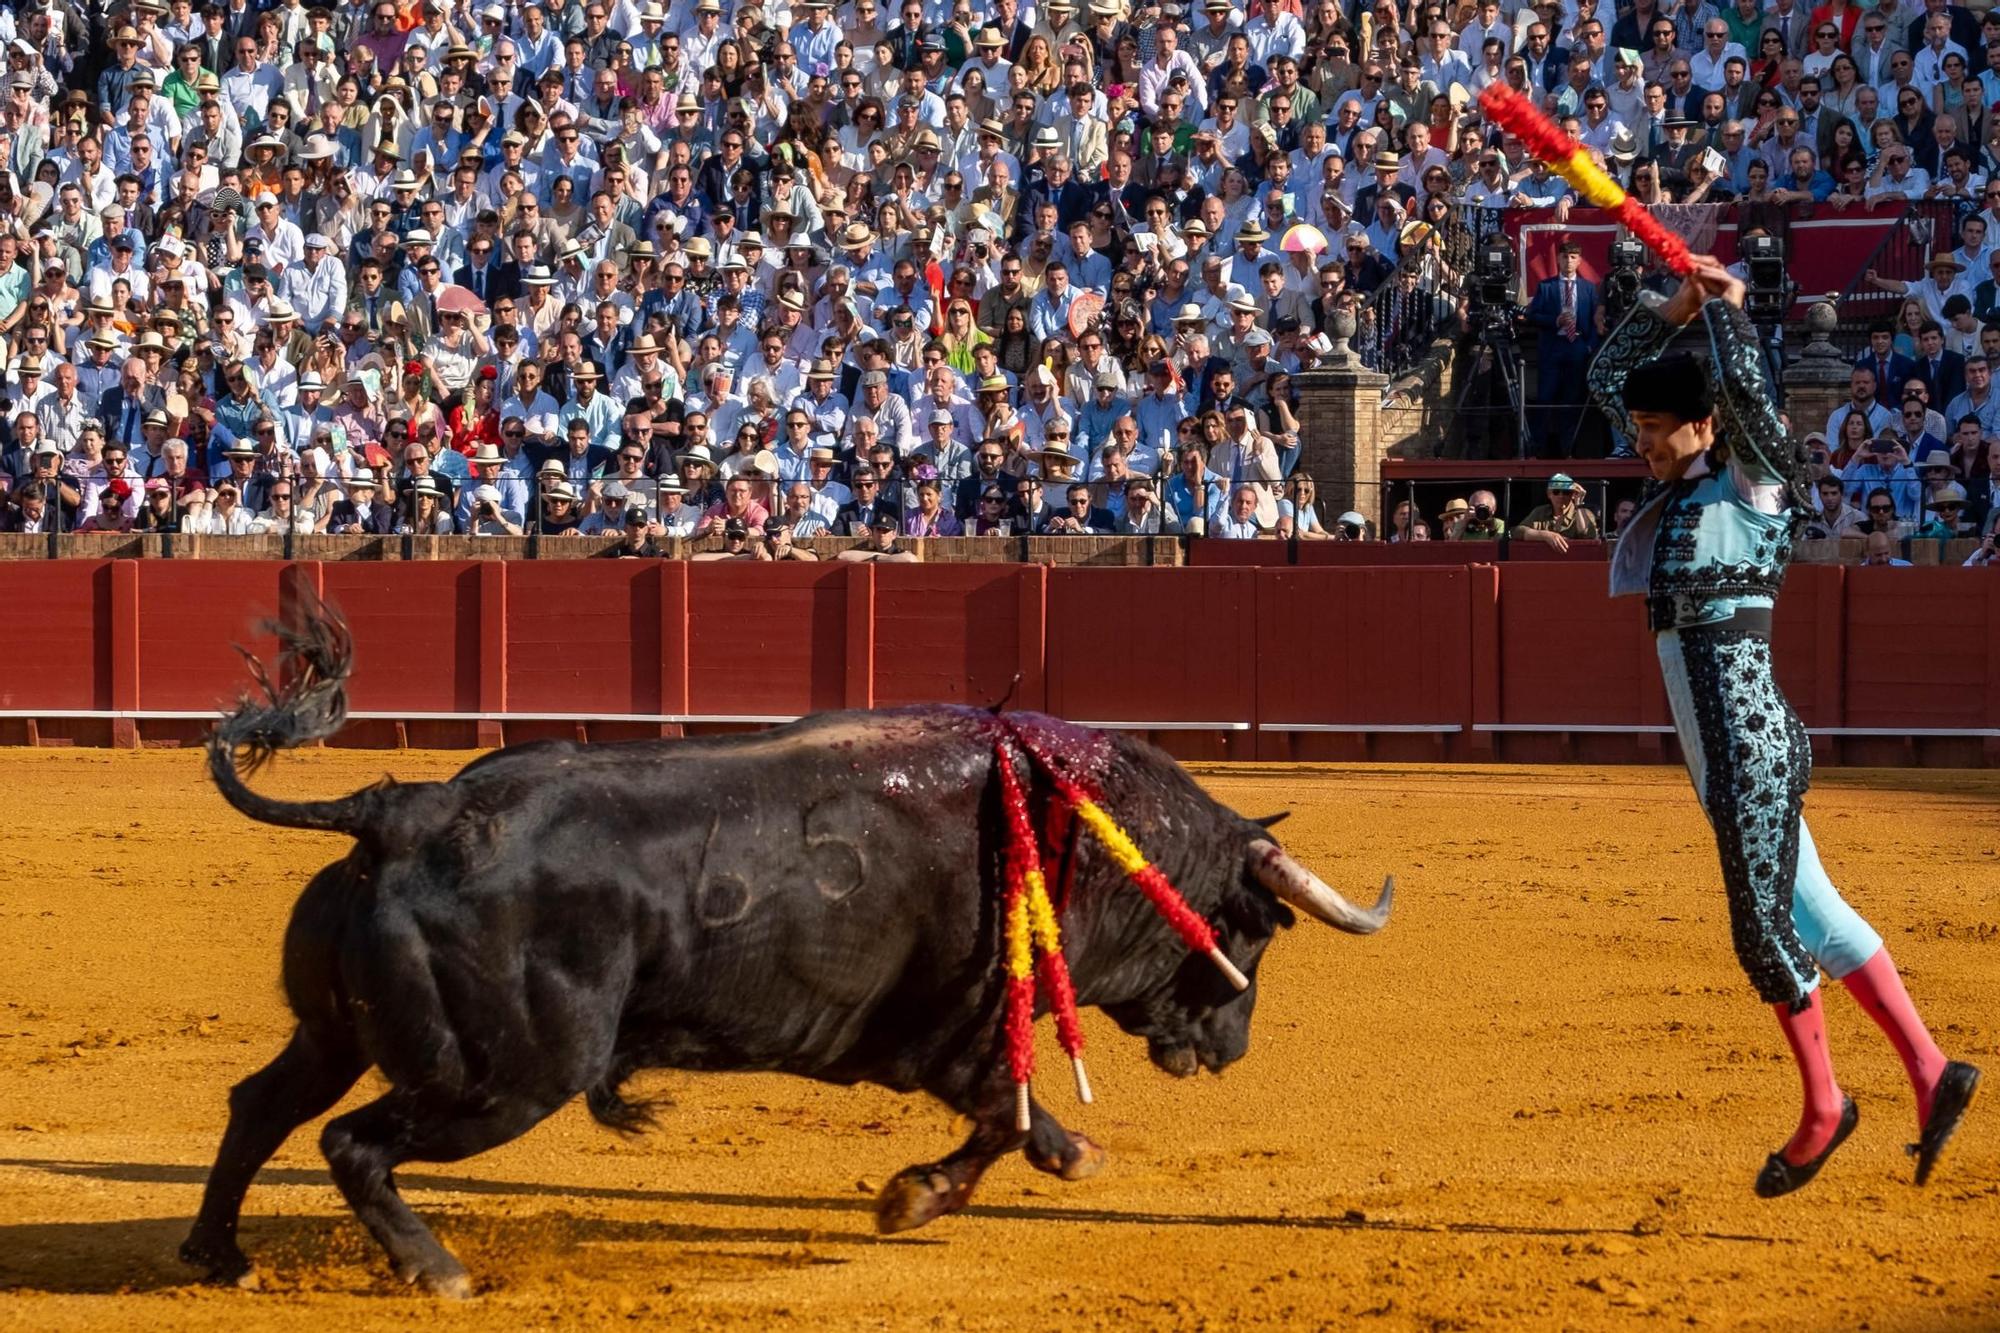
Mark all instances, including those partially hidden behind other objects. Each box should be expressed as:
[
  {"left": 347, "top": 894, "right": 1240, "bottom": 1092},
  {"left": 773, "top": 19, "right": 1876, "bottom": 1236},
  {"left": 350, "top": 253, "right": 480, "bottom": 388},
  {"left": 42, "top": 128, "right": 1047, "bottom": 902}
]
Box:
[
  {"left": 1028, "top": 262, "right": 1075, "bottom": 342},
  {"left": 1163, "top": 441, "right": 1227, "bottom": 529},
  {"left": 1134, "top": 360, "right": 1190, "bottom": 465}
]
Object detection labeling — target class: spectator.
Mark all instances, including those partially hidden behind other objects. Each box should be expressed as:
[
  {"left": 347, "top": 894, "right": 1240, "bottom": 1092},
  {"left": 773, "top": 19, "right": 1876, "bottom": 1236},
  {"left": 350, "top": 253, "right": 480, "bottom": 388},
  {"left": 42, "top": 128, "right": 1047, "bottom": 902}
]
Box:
[
  {"left": 1914, "top": 482, "right": 1973, "bottom": 537},
  {"left": 757, "top": 516, "right": 820, "bottom": 562},
  {"left": 1213, "top": 483, "right": 1266, "bottom": 538},
  {"left": 1277, "top": 472, "right": 1330, "bottom": 539},
  {"left": 1524, "top": 242, "right": 1603, "bottom": 457},
  {"left": 1512, "top": 473, "right": 1602, "bottom": 551},
  {"left": 595, "top": 506, "right": 663, "bottom": 559},
  {"left": 1857, "top": 485, "right": 1911, "bottom": 539},
  {"left": 692, "top": 516, "right": 760, "bottom": 561},
  {"left": 249, "top": 477, "right": 314, "bottom": 534},
  {"left": 1456, "top": 489, "right": 1509, "bottom": 540},
  {"left": 327, "top": 470, "right": 397, "bottom": 535},
  {"left": 1842, "top": 438, "right": 1922, "bottom": 518},
  {"left": 903, "top": 478, "right": 962, "bottom": 536},
  {"left": 1806, "top": 475, "right": 1866, "bottom": 539},
  {"left": 838, "top": 511, "right": 920, "bottom": 561},
  {"left": 1046, "top": 481, "right": 1116, "bottom": 535},
  {"left": 1859, "top": 528, "right": 1913, "bottom": 566}
]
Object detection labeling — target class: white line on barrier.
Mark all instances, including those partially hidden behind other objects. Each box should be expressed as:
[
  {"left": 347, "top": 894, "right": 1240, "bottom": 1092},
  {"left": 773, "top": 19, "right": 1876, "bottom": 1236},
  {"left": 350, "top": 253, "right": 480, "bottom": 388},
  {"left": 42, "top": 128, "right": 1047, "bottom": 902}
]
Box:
[
  {"left": 1071, "top": 720, "right": 1255, "bottom": 731},
  {"left": 1262, "top": 723, "right": 1462, "bottom": 733}
]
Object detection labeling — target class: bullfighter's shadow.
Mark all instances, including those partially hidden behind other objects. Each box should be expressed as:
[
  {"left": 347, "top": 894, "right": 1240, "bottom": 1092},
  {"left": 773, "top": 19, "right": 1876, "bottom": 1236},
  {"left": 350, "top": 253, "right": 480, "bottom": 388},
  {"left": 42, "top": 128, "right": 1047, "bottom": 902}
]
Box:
[{"left": 0, "top": 1157, "right": 1785, "bottom": 1295}]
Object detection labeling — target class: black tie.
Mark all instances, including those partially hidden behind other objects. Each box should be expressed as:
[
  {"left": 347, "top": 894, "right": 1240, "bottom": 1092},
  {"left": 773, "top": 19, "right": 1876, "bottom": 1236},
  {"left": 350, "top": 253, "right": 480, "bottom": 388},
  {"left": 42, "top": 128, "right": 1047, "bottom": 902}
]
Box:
[{"left": 473, "top": 268, "right": 485, "bottom": 300}]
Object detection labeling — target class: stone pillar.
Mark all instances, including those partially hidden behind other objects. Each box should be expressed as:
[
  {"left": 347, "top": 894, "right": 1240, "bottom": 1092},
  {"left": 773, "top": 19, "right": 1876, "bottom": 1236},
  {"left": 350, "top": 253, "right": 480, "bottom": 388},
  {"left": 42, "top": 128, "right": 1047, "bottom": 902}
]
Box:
[
  {"left": 1781, "top": 300, "right": 1850, "bottom": 445},
  {"left": 1296, "top": 311, "right": 1390, "bottom": 528}
]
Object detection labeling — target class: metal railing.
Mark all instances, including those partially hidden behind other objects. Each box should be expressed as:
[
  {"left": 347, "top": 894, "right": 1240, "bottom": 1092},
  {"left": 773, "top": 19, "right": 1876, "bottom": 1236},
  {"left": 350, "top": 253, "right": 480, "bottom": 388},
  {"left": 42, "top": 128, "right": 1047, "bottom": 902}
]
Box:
[{"left": 1826, "top": 199, "right": 1960, "bottom": 352}]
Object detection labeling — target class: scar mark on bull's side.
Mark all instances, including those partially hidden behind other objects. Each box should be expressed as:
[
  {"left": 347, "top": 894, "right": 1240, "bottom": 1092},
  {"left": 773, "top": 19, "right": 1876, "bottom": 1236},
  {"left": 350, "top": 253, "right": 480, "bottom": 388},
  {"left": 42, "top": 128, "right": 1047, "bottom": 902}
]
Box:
[
  {"left": 804, "top": 794, "right": 867, "bottom": 903},
  {"left": 693, "top": 813, "right": 756, "bottom": 927}
]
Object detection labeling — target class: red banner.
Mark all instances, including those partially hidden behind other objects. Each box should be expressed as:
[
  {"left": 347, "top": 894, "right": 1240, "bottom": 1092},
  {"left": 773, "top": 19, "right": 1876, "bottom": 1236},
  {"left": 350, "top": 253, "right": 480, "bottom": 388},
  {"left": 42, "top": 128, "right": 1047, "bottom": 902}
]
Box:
[{"left": 1501, "top": 202, "right": 1922, "bottom": 314}]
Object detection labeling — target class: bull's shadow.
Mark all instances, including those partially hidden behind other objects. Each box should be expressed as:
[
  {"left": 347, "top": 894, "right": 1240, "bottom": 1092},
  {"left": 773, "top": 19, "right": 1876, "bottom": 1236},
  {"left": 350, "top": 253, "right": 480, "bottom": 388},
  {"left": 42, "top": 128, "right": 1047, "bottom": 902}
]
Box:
[
  {"left": 0, "top": 1203, "right": 889, "bottom": 1298},
  {"left": 0, "top": 1157, "right": 1785, "bottom": 1297}
]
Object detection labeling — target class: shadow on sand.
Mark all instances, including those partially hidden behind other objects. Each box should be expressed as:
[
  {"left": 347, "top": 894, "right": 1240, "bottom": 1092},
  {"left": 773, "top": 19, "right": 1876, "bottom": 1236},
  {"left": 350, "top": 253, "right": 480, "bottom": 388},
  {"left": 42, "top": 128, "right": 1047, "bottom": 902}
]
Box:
[{"left": 0, "top": 1156, "right": 1786, "bottom": 1296}]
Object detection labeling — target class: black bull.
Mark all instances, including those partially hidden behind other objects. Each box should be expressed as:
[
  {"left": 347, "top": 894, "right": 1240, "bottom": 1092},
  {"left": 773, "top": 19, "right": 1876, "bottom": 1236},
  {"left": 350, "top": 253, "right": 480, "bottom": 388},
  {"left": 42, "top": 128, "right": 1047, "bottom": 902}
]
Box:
[{"left": 181, "top": 601, "right": 1393, "bottom": 1296}]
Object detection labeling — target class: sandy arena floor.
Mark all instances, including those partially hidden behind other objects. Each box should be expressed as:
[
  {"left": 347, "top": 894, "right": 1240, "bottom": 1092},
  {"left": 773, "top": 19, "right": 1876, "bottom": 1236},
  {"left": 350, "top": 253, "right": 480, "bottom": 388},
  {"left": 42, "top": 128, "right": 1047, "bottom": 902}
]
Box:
[{"left": 0, "top": 749, "right": 1995, "bottom": 1331}]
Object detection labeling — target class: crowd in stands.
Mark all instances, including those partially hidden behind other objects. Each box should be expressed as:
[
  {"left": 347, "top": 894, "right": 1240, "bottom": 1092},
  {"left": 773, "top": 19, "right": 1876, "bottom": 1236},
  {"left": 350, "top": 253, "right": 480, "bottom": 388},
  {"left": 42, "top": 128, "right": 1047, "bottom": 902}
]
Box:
[{"left": 0, "top": 0, "right": 1996, "bottom": 559}]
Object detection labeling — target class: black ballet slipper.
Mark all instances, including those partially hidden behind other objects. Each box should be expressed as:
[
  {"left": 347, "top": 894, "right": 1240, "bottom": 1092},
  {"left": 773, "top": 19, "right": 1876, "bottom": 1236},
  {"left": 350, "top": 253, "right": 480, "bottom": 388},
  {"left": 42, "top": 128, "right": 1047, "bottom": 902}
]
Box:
[
  {"left": 1910, "top": 1061, "right": 1981, "bottom": 1187},
  {"left": 1755, "top": 1096, "right": 1858, "bottom": 1199}
]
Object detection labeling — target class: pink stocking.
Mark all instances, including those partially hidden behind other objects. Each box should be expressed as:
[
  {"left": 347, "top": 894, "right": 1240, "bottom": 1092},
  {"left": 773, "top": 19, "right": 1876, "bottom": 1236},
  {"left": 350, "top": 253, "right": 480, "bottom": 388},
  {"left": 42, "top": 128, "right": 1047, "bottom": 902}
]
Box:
[
  {"left": 1773, "top": 993, "right": 1845, "bottom": 1166},
  {"left": 1840, "top": 949, "right": 1948, "bottom": 1126}
]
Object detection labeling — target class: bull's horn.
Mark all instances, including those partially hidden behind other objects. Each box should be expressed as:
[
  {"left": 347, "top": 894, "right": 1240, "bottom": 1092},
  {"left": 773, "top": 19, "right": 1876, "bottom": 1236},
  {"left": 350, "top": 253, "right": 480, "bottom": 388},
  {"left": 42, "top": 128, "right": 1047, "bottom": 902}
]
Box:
[{"left": 1246, "top": 840, "right": 1394, "bottom": 935}]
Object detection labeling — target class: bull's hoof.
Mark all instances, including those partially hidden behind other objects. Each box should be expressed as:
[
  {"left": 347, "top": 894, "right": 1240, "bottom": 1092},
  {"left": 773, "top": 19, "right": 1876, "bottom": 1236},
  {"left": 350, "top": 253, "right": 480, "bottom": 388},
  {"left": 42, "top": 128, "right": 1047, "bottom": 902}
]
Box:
[
  {"left": 179, "top": 1236, "right": 257, "bottom": 1289},
  {"left": 874, "top": 1167, "right": 957, "bottom": 1235},
  {"left": 396, "top": 1257, "right": 473, "bottom": 1300},
  {"left": 1027, "top": 1130, "right": 1106, "bottom": 1181}
]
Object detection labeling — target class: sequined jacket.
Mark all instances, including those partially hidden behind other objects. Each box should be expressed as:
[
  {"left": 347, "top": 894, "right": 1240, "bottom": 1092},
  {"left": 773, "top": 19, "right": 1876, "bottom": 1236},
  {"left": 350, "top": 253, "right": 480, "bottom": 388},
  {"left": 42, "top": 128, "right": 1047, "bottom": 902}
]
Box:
[{"left": 1588, "top": 293, "right": 1811, "bottom": 632}]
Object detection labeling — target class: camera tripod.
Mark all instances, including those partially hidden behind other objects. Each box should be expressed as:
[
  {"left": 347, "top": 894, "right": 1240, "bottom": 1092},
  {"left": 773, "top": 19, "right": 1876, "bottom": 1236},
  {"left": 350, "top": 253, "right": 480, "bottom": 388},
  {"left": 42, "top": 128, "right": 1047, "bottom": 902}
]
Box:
[{"left": 1453, "top": 321, "right": 1531, "bottom": 459}]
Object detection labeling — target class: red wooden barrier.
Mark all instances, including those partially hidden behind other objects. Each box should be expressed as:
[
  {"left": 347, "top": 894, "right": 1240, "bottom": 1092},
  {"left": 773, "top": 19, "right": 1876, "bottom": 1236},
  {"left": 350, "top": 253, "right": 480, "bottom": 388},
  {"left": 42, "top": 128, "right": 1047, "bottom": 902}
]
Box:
[
  {"left": 1045, "top": 568, "right": 1257, "bottom": 724},
  {"left": 0, "top": 559, "right": 1990, "bottom": 763},
  {"left": 872, "top": 564, "right": 1033, "bottom": 710},
  {"left": 1772, "top": 564, "right": 1843, "bottom": 731},
  {"left": 1494, "top": 562, "right": 1651, "bottom": 727},
  {"left": 135, "top": 562, "right": 286, "bottom": 713},
  {"left": 321, "top": 562, "right": 482, "bottom": 715},
  {"left": 685, "top": 562, "right": 848, "bottom": 718},
  {"left": 1843, "top": 568, "right": 1992, "bottom": 730},
  {"left": 1255, "top": 568, "right": 1471, "bottom": 726},
  {"left": 0, "top": 561, "right": 110, "bottom": 712},
  {"left": 1185, "top": 540, "right": 1289, "bottom": 567}
]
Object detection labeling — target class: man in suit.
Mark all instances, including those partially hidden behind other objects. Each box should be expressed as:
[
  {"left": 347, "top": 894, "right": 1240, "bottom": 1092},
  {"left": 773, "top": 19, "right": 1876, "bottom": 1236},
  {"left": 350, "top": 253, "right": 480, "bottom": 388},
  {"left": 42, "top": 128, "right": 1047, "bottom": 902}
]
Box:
[
  {"left": 325, "top": 468, "right": 399, "bottom": 533},
  {"left": 1761, "top": 0, "right": 1813, "bottom": 59},
  {"left": 883, "top": 0, "right": 928, "bottom": 70},
  {"left": 1517, "top": 22, "right": 1569, "bottom": 94},
  {"left": 1914, "top": 322, "right": 1967, "bottom": 405},
  {"left": 1855, "top": 323, "right": 1919, "bottom": 399},
  {"left": 1523, "top": 241, "right": 1603, "bottom": 458},
  {"left": 1654, "top": 114, "right": 1705, "bottom": 191},
  {"left": 454, "top": 236, "right": 506, "bottom": 305},
  {"left": 1905, "top": 0, "right": 1981, "bottom": 66}
]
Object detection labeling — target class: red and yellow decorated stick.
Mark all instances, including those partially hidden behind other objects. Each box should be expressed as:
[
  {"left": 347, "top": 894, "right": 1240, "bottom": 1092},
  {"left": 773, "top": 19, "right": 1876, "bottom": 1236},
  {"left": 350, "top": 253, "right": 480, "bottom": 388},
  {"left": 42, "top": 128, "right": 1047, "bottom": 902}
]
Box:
[
  {"left": 1477, "top": 84, "right": 1694, "bottom": 277},
  {"left": 995, "top": 745, "right": 1091, "bottom": 1130},
  {"left": 1005, "top": 727, "right": 1251, "bottom": 994},
  {"left": 990, "top": 723, "right": 1253, "bottom": 1132}
]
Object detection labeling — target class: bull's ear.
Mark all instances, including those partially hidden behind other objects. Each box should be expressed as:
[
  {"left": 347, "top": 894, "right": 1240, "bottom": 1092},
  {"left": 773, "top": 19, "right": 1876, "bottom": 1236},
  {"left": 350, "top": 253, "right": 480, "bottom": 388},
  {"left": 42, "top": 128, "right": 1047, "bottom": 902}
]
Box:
[{"left": 1252, "top": 812, "right": 1290, "bottom": 829}]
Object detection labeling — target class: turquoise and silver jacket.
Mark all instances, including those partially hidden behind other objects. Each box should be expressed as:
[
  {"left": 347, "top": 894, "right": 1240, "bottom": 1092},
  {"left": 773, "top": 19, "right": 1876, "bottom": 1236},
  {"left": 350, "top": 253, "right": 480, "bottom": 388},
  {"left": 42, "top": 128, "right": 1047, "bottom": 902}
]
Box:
[{"left": 1588, "top": 293, "right": 1812, "bottom": 632}]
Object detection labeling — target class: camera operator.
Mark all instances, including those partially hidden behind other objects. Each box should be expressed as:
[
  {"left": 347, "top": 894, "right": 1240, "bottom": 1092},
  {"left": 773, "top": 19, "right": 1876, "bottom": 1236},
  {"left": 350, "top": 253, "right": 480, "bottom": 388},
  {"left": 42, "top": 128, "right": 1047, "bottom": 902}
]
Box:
[
  {"left": 464, "top": 484, "right": 524, "bottom": 536},
  {"left": 1455, "top": 488, "right": 1508, "bottom": 540}
]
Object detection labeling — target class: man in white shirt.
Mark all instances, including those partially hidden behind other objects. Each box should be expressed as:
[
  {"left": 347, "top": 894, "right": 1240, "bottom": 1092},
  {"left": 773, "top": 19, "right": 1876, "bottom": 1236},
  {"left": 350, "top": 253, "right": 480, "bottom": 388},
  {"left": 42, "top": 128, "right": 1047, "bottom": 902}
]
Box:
[
  {"left": 1868, "top": 144, "right": 1931, "bottom": 201},
  {"left": 279, "top": 233, "right": 347, "bottom": 332}
]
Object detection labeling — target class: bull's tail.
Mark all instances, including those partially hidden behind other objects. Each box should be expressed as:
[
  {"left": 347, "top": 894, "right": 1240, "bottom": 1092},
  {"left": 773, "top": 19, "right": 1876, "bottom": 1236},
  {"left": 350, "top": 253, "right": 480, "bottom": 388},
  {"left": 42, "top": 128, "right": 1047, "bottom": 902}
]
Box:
[{"left": 207, "top": 586, "right": 379, "bottom": 836}]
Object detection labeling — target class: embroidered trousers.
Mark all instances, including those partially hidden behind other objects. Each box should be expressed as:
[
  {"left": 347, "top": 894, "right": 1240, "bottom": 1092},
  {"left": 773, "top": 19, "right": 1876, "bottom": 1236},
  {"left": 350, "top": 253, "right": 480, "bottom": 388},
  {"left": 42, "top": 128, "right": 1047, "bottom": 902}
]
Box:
[{"left": 1657, "top": 623, "right": 1882, "bottom": 1006}]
